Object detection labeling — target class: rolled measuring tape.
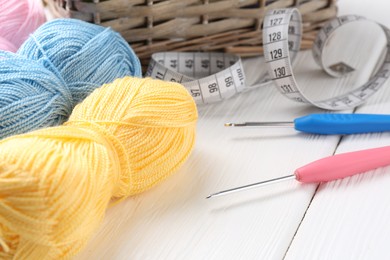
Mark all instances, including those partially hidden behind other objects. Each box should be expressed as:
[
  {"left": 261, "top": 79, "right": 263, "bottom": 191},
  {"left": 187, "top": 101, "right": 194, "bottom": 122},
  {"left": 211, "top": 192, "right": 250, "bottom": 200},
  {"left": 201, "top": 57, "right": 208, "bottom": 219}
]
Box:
[
  {"left": 264, "top": 9, "right": 390, "bottom": 110},
  {"left": 145, "top": 8, "right": 390, "bottom": 110}
]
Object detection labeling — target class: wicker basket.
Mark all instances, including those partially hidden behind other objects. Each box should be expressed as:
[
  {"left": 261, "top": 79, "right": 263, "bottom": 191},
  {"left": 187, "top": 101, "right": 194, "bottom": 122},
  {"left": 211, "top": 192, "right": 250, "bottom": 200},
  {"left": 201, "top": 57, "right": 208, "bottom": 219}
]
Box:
[{"left": 44, "top": 0, "right": 337, "bottom": 65}]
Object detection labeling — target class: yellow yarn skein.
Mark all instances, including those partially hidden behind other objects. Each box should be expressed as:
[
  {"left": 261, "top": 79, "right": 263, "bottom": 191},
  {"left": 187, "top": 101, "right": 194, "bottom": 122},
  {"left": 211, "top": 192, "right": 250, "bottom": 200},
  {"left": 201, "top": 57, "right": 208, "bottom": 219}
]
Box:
[{"left": 0, "top": 77, "right": 198, "bottom": 259}]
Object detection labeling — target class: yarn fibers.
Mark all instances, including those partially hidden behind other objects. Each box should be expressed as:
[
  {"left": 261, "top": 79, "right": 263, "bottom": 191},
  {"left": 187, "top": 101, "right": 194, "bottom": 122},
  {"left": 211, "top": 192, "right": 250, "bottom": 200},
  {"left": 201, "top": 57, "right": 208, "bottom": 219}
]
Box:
[
  {"left": 0, "top": 0, "right": 46, "bottom": 51},
  {"left": 0, "top": 76, "right": 198, "bottom": 259},
  {"left": 18, "top": 18, "right": 142, "bottom": 104},
  {"left": 0, "top": 18, "right": 141, "bottom": 139},
  {"left": 0, "top": 52, "right": 70, "bottom": 139}
]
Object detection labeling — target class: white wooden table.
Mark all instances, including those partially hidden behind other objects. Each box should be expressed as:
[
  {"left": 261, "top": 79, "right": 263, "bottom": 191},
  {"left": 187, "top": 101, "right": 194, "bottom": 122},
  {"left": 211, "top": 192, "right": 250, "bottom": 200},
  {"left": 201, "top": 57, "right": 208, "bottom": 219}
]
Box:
[{"left": 76, "top": 1, "right": 390, "bottom": 259}]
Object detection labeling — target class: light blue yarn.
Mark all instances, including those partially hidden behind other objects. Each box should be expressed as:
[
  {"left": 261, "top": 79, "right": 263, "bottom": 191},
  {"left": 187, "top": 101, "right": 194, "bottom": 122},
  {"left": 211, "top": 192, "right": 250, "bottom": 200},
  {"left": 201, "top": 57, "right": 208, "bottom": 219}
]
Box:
[
  {"left": 0, "top": 18, "right": 141, "bottom": 139},
  {"left": 18, "top": 18, "right": 142, "bottom": 104},
  {"left": 0, "top": 51, "right": 72, "bottom": 139}
]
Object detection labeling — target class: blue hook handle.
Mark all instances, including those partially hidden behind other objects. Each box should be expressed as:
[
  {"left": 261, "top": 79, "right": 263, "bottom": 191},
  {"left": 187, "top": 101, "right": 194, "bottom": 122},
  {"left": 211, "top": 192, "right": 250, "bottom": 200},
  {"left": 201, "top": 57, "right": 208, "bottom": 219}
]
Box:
[{"left": 294, "top": 114, "right": 390, "bottom": 135}]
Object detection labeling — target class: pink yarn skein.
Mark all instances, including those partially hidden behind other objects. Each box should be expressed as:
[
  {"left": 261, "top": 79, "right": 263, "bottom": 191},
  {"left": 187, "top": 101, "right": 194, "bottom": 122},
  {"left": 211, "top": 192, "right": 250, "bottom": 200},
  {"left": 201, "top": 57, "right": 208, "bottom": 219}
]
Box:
[
  {"left": 0, "top": 36, "right": 17, "bottom": 52},
  {"left": 0, "top": 0, "right": 46, "bottom": 52}
]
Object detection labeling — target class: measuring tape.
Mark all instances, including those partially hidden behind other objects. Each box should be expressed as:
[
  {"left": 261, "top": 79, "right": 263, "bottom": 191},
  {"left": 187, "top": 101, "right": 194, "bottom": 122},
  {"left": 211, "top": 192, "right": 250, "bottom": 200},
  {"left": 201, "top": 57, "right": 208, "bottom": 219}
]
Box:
[
  {"left": 146, "top": 8, "right": 390, "bottom": 110},
  {"left": 145, "top": 52, "right": 247, "bottom": 104}
]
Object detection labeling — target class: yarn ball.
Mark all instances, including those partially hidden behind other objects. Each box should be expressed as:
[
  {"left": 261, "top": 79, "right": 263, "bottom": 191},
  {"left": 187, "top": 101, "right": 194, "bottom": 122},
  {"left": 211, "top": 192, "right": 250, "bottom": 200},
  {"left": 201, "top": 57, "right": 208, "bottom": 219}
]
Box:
[
  {"left": 0, "top": 52, "right": 71, "bottom": 139},
  {"left": 18, "top": 18, "right": 142, "bottom": 104},
  {"left": 0, "top": 0, "right": 46, "bottom": 51},
  {"left": 0, "top": 76, "right": 198, "bottom": 259}
]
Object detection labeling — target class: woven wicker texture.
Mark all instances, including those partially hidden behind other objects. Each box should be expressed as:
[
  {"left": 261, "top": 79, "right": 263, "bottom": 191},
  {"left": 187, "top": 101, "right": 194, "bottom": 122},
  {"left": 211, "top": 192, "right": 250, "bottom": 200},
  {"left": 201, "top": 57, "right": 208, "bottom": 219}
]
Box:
[{"left": 44, "top": 0, "right": 337, "bottom": 65}]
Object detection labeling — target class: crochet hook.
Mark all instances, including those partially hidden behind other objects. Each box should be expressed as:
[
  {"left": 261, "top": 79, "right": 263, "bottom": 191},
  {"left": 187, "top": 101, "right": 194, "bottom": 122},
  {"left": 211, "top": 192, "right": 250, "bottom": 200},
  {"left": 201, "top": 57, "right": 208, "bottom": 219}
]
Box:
[
  {"left": 206, "top": 145, "right": 390, "bottom": 199},
  {"left": 225, "top": 113, "right": 390, "bottom": 135}
]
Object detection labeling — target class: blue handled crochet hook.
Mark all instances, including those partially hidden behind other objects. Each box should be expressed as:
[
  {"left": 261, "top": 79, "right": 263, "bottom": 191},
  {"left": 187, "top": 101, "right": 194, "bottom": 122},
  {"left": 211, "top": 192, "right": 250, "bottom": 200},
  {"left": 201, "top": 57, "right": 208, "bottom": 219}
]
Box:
[{"left": 225, "top": 114, "right": 390, "bottom": 135}]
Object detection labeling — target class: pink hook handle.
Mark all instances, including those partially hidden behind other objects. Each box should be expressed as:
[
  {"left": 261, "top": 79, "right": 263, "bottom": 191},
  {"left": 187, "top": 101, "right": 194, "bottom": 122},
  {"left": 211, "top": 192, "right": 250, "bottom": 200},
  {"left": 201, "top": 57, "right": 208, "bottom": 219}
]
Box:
[{"left": 295, "top": 146, "right": 390, "bottom": 183}]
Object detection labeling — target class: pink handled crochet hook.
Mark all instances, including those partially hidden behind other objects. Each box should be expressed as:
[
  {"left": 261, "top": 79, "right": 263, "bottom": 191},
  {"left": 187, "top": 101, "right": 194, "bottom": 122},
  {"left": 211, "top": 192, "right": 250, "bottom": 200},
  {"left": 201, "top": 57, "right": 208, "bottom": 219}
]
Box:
[{"left": 206, "top": 145, "right": 390, "bottom": 199}]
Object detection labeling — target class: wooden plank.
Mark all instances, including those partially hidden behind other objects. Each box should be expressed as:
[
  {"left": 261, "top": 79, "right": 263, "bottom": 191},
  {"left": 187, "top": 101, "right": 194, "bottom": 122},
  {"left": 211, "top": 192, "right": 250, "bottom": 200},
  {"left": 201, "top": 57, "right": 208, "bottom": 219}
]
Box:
[{"left": 285, "top": 76, "right": 390, "bottom": 260}]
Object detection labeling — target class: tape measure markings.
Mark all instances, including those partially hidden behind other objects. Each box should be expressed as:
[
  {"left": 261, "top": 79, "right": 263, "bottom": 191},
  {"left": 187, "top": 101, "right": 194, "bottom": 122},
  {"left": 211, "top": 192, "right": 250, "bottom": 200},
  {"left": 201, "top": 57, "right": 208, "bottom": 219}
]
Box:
[
  {"left": 264, "top": 9, "right": 390, "bottom": 110},
  {"left": 227, "top": 66, "right": 238, "bottom": 94},
  {"left": 146, "top": 8, "right": 390, "bottom": 110},
  {"left": 146, "top": 51, "right": 246, "bottom": 104}
]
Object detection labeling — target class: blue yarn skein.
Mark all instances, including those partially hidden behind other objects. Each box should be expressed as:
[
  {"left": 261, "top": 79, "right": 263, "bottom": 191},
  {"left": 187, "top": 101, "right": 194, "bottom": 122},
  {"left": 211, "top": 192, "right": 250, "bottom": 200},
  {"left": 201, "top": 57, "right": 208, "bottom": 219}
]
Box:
[
  {"left": 0, "top": 52, "right": 72, "bottom": 139},
  {"left": 18, "top": 18, "right": 142, "bottom": 104},
  {"left": 0, "top": 18, "right": 141, "bottom": 139}
]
